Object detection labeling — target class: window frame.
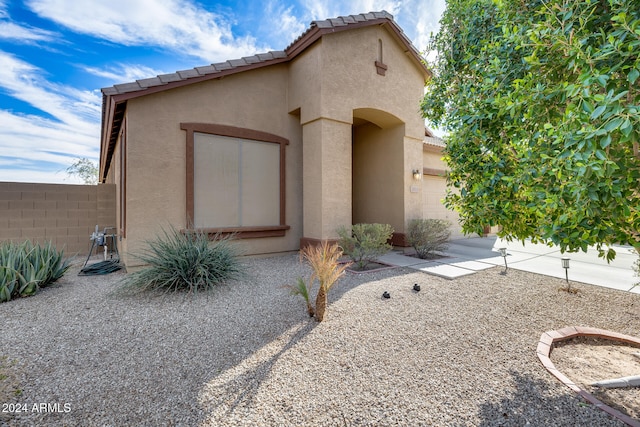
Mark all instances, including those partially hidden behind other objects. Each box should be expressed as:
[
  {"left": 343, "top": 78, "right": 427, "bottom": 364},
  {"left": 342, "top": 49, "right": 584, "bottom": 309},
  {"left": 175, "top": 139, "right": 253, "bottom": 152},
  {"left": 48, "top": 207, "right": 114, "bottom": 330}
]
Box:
[{"left": 181, "top": 123, "right": 290, "bottom": 238}]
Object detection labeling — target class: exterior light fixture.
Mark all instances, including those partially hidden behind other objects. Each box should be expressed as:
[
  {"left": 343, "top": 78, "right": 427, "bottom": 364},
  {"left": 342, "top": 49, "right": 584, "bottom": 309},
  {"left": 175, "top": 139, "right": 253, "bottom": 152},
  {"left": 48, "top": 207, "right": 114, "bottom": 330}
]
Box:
[
  {"left": 561, "top": 257, "right": 570, "bottom": 283},
  {"left": 498, "top": 247, "right": 508, "bottom": 272},
  {"left": 412, "top": 169, "right": 422, "bottom": 180}
]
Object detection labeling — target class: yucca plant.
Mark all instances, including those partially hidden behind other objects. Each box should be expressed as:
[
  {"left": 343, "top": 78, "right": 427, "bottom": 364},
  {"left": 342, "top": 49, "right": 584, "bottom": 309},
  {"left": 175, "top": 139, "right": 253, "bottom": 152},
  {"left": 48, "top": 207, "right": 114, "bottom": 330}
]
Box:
[
  {"left": 0, "top": 240, "right": 70, "bottom": 303},
  {"left": 298, "top": 241, "right": 351, "bottom": 322},
  {"left": 122, "top": 227, "right": 245, "bottom": 294}
]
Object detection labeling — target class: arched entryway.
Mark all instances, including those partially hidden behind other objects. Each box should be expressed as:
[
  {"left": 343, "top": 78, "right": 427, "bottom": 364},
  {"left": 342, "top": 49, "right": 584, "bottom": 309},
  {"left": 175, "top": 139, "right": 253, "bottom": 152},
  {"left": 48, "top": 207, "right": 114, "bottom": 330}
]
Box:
[{"left": 352, "top": 108, "right": 405, "bottom": 233}]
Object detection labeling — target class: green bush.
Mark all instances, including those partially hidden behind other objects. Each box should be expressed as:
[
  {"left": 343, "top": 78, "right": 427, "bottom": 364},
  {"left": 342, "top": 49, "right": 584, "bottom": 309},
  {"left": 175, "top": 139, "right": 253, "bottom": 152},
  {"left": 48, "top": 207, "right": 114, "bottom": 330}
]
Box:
[
  {"left": 337, "top": 223, "right": 393, "bottom": 270},
  {"left": 0, "top": 240, "right": 70, "bottom": 303},
  {"left": 407, "top": 218, "right": 451, "bottom": 259},
  {"left": 122, "top": 227, "right": 245, "bottom": 294}
]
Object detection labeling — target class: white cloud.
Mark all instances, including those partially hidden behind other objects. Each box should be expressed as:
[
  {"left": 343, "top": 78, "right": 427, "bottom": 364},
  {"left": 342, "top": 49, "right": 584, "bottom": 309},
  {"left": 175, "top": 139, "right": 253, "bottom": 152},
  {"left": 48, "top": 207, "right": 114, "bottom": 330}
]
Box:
[
  {"left": 0, "top": 52, "right": 100, "bottom": 184},
  {"left": 0, "top": 51, "right": 100, "bottom": 129},
  {"left": 261, "top": 1, "right": 307, "bottom": 46},
  {"left": 25, "top": 0, "right": 269, "bottom": 63},
  {"left": 82, "top": 63, "right": 167, "bottom": 86},
  {"left": 0, "top": 21, "right": 59, "bottom": 42}
]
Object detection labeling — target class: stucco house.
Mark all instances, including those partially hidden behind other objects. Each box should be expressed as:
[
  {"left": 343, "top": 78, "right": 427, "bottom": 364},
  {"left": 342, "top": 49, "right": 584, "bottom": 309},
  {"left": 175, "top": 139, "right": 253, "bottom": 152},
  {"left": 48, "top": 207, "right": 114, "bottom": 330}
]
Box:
[{"left": 99, "top": 11, "right": 460, "bottom": 268}]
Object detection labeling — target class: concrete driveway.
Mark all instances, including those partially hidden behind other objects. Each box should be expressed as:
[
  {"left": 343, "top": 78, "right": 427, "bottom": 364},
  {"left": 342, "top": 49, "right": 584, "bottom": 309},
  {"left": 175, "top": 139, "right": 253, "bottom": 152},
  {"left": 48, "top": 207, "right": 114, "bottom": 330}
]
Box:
[{"left": 379, "top": 236, "right": 639, "bottom": 294}]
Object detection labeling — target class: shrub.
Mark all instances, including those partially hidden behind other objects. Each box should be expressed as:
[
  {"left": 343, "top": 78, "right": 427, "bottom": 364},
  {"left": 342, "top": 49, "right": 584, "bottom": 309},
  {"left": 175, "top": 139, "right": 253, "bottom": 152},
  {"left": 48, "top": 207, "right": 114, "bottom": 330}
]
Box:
[
  {"left": 407, "top": 218, "right": 451, "bottom": 259},
  {"left": 122, "top": 227, "right": 245, "bottom": 294},
  {"left": 0, "top": 240, "right": 70, "bottom": 303},
  {"left": 337, "top": 223, "right": 394, "bottom": 270},
  {"left": 286, "top": 241, "right": 351, "bottom": 321}
]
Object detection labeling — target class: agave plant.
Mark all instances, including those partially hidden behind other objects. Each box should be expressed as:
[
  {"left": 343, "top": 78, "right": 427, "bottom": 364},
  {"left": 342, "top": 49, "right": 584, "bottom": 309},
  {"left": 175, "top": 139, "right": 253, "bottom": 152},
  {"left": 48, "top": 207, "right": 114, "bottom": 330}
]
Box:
[
  {"left": 299, "top": 241, "right": 351, "bottom": 322},
  {"left": 0, "top": 240, "right": 70, "bottom": 303}
]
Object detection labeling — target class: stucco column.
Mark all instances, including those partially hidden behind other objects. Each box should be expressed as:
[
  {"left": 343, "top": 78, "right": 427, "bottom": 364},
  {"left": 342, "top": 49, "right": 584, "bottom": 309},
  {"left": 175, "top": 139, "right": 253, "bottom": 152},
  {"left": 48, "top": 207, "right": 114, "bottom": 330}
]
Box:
[
  {"left": 404, "top": 135, "right": 425, "bottom": 229},
  {"left": 301, "top": 117, "right": 352, "bottom": 246}
]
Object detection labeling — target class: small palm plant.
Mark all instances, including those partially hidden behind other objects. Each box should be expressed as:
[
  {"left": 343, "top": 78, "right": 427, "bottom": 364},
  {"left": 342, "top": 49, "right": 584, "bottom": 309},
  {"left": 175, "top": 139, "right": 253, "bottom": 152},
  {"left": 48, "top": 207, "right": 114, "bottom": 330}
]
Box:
[
  {"left": 286, "top": 241, "right": 351, "bottom": 322},
  {"left": 287, "top": 276, "right": 315, "bottom": 317}
]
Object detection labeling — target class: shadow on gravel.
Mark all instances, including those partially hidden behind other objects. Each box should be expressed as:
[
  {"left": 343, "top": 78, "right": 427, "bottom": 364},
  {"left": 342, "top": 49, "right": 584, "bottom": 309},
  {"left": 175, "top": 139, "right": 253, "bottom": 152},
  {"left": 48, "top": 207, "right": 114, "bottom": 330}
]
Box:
[
  {"left": 198, "top": 320, "right": 316, "bottom": 418},
  {"left": 196, "top": 259, "right": 418, "bottom": 424},
  {"left": 476, "top": 371, "right": 625, "bottom": 427}
]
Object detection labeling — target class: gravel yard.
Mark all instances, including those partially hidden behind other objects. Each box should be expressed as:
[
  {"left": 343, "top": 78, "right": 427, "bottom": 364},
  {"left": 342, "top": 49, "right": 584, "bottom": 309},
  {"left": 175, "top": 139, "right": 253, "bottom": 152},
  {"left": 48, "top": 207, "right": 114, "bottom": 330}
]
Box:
[{"left": 1, "top": 253, "right": 639, "bottom": 426}]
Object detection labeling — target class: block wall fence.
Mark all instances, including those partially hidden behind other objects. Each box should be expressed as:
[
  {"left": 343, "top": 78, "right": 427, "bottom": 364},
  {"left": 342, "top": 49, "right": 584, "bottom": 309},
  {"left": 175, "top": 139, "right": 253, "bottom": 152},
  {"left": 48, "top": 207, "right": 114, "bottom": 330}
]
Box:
[{"left": 0, "top": 182, "right": 116, "bottom": 256}]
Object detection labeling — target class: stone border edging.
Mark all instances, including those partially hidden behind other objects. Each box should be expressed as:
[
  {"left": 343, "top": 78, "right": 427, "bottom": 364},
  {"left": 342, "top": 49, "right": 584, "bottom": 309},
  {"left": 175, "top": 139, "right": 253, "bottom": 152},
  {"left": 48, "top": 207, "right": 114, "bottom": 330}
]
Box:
[{"left": 537, "top": 327, "right": 640, "bottom": 427}]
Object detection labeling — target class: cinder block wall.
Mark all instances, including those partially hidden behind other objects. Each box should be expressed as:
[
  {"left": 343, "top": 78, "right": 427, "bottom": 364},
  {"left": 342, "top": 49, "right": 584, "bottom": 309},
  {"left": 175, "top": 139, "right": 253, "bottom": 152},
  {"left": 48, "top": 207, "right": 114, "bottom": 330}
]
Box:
[{"left": 0, "top": 182, "right": 116, "bottom": 256}]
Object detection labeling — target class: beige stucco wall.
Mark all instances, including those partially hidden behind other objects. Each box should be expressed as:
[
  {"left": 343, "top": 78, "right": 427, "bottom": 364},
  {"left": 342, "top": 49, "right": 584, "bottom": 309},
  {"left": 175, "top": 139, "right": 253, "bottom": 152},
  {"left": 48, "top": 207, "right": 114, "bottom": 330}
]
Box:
[
  {"left": 118, "top": 64, "right": 303, "bottom": 266},
  {"left": 422, "top": 149, "right": 464, "bottom": 238}
]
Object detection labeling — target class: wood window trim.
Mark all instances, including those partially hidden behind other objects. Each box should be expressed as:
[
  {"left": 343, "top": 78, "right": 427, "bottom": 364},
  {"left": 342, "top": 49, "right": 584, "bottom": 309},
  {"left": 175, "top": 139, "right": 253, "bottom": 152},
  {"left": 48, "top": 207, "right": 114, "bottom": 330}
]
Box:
[
  {"left": 181, "top": 123, "right": 290, "bottom": 239},
  {"left": 423, "top": 167, "right": 447, "bottom": 177}
]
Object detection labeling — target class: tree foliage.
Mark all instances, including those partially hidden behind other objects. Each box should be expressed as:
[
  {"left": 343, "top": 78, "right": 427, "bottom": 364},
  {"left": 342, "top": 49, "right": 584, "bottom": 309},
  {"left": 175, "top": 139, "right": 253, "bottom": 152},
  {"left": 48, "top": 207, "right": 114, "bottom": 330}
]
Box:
[
  {"left": 66, "top": 157, "right": 98, "bottom": 185},
  {"left": 423, "top": 0, "right": 640, "bottom": 259}
]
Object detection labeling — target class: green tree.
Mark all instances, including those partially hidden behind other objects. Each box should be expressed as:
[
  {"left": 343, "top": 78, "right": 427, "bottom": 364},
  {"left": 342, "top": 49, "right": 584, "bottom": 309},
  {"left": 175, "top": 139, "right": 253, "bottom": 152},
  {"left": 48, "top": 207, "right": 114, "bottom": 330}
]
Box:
[
  {"left": 423, "top": 0, "right": 640, "bottom": 260},
  {"left": 66, "top": 157, "right": 98, "bottom": 185}
]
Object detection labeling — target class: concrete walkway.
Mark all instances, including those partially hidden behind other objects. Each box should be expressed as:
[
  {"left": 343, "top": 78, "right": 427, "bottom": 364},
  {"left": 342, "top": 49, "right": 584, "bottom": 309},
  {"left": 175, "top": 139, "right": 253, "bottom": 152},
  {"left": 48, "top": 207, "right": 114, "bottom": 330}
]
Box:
[{"left": 378, "top": 236, "right": 639, "bottom": 294}]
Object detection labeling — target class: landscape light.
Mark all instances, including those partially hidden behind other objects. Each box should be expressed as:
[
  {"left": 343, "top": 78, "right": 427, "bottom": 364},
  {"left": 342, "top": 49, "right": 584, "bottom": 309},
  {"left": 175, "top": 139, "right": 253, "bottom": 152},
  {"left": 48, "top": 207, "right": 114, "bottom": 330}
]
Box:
[
  {"left": 561, "top": 257, "right": 570, "bottom": 283},
  {"left": 498, "top": 247, "right": 508, "bottom": 272}
]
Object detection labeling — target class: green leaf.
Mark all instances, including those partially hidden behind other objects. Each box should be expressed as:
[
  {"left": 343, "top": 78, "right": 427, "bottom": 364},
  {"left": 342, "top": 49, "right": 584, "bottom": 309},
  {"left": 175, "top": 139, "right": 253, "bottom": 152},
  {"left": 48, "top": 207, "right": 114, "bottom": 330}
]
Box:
[
  {"left": 620, "top": 119, "right": 633, "bottom": 137},
  {"left": 590, "top": 105, "right": 606, "bottom": 120},
  {"left": 629, "top": 68, "right": 639, "bottom": 84},
  {"left": 603, "top": 117, "right": 623, "bottom": 132}
]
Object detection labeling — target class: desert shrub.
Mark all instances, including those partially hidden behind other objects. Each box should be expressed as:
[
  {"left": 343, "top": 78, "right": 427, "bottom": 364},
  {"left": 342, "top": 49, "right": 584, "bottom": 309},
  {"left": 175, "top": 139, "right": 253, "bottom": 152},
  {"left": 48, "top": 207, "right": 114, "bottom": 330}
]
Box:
[
  {"left": 407, "top": 218, "right": 451, "bottom": 259},
  {"left": 285, "top": 241, "right": 351, "bottom": 321},
  {"left": 122, "top": 227, "right": 245, "bottom": 294},
  {"left": 337, "top": 223, "right": 393, "bottom": 270},
  {"left": 0, "top": 240, "right": 70, "bottom": 303}
]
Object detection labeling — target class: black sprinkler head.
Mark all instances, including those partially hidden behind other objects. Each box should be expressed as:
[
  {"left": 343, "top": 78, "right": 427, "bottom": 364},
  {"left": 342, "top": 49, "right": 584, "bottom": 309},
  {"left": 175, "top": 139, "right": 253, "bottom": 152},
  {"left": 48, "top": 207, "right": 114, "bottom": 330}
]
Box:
[
  {"left": 382, "top": 291, "right": 391, "bottom": 299},
  {"left": 413, "top": 283, "right": 421, "bottom": 292}
]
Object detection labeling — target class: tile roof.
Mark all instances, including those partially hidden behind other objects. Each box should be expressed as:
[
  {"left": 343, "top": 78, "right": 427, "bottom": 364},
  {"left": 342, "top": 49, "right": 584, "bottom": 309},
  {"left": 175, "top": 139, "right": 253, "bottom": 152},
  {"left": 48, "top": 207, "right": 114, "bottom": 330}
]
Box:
[
  {"left": 101, "top": 11, "right": 423, "bottom": 97},
  {"left": 424, "top": 136, "right": 446, "bottom": 148}
]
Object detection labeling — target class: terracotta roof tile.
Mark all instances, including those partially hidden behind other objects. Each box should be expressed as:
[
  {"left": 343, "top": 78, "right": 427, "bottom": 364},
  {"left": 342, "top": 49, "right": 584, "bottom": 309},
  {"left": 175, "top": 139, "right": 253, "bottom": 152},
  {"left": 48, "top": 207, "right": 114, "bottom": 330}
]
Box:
[
  {"left": 102, "top": 87, "right": 118, "bottom": 96},
  {"left": 136, "top": 77, "right": 162, "bottom": 88},
  {"left": 424, "top": 136, "right": 446, "bottom": 148},
  {"left": 242, "top": 55, "right": 262, "bottom": 64},
  {"left": 177, "top": 69, "right": 200, "bottom": 79},
  {"left": 315, "top": 20, "right": 334, "bottom": 29},
  {"left": 194, "top": 65, "right": 218, "bottom": 75},
  {"left": 113, "top": 82, "right": 143, "bottom": 93},
  {"left": 213, "top": 61, "right": 233, "bottom": 71},
  {"left": 158, "top": 73, "right": 182, "bottom": 83}
]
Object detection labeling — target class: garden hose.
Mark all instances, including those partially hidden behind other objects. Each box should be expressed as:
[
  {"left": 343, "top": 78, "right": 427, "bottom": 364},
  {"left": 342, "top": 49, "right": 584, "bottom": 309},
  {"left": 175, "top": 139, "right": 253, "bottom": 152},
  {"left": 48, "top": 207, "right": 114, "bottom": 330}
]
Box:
[{"left": 78, "top": 259, "right": 121, "bottom": 276}]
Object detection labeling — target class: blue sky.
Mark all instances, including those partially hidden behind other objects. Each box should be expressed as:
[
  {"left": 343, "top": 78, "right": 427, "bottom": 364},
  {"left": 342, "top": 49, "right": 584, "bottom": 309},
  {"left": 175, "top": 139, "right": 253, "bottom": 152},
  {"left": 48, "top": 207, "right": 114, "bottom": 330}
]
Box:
[{"left": 0, "top": 0, "right": 445, "bottom": 184}]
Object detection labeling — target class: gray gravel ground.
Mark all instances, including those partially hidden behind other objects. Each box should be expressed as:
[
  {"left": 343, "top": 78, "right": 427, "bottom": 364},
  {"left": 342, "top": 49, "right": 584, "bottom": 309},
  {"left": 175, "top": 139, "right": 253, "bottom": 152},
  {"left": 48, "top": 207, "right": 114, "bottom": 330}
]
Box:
[{"left": 1, "top": 253, "right": 639, "bottom": 426}]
